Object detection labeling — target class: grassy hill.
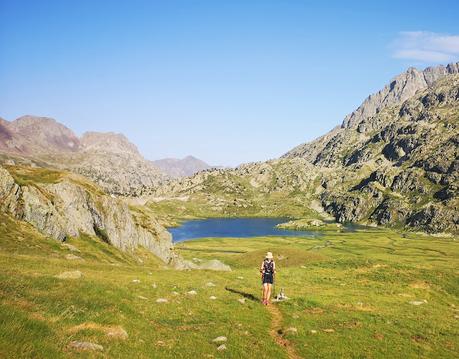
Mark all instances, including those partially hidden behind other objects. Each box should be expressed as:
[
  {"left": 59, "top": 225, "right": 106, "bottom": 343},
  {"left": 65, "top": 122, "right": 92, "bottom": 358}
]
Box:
[{"left": 1, "top": 211, "right": 458, "bottom": 358}]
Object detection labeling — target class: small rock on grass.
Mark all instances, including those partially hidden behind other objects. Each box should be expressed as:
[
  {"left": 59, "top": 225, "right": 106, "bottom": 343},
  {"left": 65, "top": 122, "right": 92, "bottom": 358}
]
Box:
[
  {"left": 238, "top": 298, "right": 246, "bottom": 304},
  {"left": 55, "top": 271, "right": 83, "bottom": 279},
  {"left": 106, "top": 327, "right": 128, "bottom": 340},
  {"left": 62, "top": 243, "right": 80, "bottom": 252},
  {"left": 187, "top": 290, "right": 197, "bottom": 295},
  {"left": 68, "top": 341, "right": 103, "bottom": 351},
  {"left": 206, "top": 282, "right": 216, "bottom": 287},
  {"left": 209, "top": 296, "right": 217, "bottom": 300},
  {"left": 152, "top": 283, "right": 157, "bottom": 288},
  {"left": 310, "top": 330, "right": 317, "bottom": 334},
  {"left": 284, "top": 327, "right": 298, "bottom": 335},
  {"left": 65, "top": 254, "right": 83, "bottom": 260},
  {"left": 132, "top": 279, "right": 141, "bottom": 283},
  {"left": 212, "top": 336, "right": 227, "bottom": 343},
  {"left": 323, "top": 329, "right": 335, "bottom": 333},
  {"left": 409, "top": 300, "right": 427, "bottom": 306},
  {"left": 217, "top": 344, "right": 227, "bottom": 351},
  {"left": 138, "top": 295, "right": 148, "bottom": 300},
  {"left": 156, "top": 298, "right": 168, "bottom": 303}
]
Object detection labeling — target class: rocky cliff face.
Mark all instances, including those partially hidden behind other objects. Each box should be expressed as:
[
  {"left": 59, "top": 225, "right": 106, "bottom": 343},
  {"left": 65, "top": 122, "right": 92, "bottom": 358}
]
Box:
[
  {"left": 152, "top": 155, "right": 214, "bottom": 178},
  {"left": 0, "top": 118, "right": 167, "bottom": 195},
  {"left": 0, "top": 165, "right": 177, "bottom": 263}
]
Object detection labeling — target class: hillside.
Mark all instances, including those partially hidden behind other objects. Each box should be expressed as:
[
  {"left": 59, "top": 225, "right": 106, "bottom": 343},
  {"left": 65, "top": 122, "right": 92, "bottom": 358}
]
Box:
[{"left": 149, "top": 64, "right": 459, "bottom": 234}]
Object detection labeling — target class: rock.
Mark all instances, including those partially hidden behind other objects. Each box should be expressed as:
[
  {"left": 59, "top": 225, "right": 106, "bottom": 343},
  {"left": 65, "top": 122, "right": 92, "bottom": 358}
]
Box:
[
  {"left": 132, "top": 279, "right": 141, "bottom": 283},
  {"left": 156, "top": 298, "right": 168, "bottom": 303},
  {"left": 409, "top": 300, "right": 428, "bottom": 306},
  {"left": 65, "top": 254, "right": 83, "bottom": 260},
  {"left": 237, "top": 298, "right": 246, "bottom": 304},
  {"left": 216, "top": 344, "right": 227, "bottom": 351},
  {"left": 68, "top": 341, "right": 103, "bottom": 351},
  {"left": 62, "top": 243, "right": 80, "bottom": 252},
  {"left": 212, "top": 336, "right": 227, "bottom": 343},
  {"left": 137, "top": 296, "right": 148, "bottom": 300},
  {"left": 209, "top": 296, "right": 217, "bottom": 300},
  {"left": 152, "top": 283, "right": 157, "bottom": 288},
  {"left": 198, "top": 259, "right": 231, "bottom": 272},
  {"left": 55, "top": 270, "right": 83, "bottom": 279},
  {"left": 284, "top": 327, "right": 298, "bottom": 335},
  {"left": 106, "top": 326, "right": 128, "bottom": 340},
  {"left": 323, "top": 328, "right": 335, "bottom": 333},
  {"left": 310, "top": 330, "right": 317, "bottom": 334},
  {"left": 206, "top": 282, "right": 216, "bottom": 287},
  {"left": 187, "top": 290, "right": 197, "bottom": 295}
]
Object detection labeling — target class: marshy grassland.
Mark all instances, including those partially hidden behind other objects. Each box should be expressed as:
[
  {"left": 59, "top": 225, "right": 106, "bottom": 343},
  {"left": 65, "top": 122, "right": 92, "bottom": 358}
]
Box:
[{"left": 0, "top": 211, "right": 458, "bottom": 358}]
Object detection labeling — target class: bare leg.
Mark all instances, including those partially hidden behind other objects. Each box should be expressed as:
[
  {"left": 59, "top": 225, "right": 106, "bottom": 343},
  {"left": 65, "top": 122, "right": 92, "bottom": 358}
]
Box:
[
  {"left": 262, "top": 283, "right": 268, "bottom": 303},
  {"left": 267, "top": 284, "right": 272, "bottom": 304}
]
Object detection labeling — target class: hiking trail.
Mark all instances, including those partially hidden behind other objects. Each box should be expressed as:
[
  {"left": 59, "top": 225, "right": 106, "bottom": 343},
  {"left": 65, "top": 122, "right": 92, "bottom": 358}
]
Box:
[{"left": 266, "top": 303, "right": 302, "bottom": 359}]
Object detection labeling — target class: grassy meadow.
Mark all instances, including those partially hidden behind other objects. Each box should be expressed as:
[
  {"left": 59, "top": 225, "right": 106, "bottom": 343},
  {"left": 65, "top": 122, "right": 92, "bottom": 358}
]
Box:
[{"left": 0, "top": 211, "right": 458, "bottom": 358}]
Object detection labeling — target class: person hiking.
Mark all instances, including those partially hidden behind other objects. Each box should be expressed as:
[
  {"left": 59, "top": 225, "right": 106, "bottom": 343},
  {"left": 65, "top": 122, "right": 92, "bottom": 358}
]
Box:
[{"left": 260, "top": 252, "right": 276, "bottom": 305}]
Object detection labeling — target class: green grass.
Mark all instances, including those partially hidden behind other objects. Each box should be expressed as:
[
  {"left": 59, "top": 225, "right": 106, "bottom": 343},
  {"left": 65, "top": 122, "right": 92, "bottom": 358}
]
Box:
[
  {"left": 1, "top": 211, "right": 458, "bottom": 358},
  {"left": 5, "top": 165, "right": 63, "bottom": 187}
]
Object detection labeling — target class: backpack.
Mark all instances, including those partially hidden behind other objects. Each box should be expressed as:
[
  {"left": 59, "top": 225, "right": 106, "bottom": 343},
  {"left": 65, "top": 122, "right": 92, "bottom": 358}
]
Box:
[{"left": 263, "top": 259, "right": 274, "bottom": 275}]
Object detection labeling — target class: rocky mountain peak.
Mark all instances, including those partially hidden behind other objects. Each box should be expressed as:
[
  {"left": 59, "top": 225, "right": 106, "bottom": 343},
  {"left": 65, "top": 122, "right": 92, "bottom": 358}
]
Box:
[{"left": 342, "top": 62, "right": 459, "bottom": 129}]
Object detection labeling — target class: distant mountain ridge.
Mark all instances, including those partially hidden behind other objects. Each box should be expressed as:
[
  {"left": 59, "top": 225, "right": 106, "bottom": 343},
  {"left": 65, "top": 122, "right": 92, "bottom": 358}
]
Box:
[
  {"left": 152, "top": 155, "right": 215, "bottom": 178},
  {"left": 0, "top": 116, "right": 166, "bottom": 195}
]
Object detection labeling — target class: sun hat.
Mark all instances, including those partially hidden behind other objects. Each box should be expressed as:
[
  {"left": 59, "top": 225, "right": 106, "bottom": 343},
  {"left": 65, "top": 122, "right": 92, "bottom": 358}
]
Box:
[{"left": 265, "top": 252, "right": 273, "bottom": 259}]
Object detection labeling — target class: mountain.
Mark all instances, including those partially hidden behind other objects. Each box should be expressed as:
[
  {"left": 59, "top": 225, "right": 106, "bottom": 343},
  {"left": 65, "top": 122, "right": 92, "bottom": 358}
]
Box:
[
  {"left": 283, "top": 62, "right": 459, "bottom": 166},
  {"left": 0, "top": 117, "right": 167, "bottom": 195},
  {"left": 150, "top": 63, "right": 459, "bottom": 234},
  {"left": 0, "top": 115, "right": 80, "bottom": 155},
  {"left": 152, "top": 155, "right": 214, "bottom": 178}
]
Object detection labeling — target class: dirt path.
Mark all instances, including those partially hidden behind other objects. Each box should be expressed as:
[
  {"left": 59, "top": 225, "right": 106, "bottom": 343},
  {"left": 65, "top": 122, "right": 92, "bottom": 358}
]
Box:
[{"left": 266, "top": 303, "right": 302, "bottom": 359}]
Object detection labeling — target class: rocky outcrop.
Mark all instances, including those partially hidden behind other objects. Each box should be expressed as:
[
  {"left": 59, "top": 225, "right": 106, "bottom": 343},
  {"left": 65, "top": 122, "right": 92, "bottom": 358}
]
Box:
[{"left": 0, "top": 165, "right": 176, "bottom": 263}]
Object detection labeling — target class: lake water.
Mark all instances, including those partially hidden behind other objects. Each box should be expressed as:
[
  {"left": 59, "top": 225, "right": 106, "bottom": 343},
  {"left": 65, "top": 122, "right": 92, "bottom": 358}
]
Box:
[{"left": 169, "top": 217, "right": 321, "bottom": 242}]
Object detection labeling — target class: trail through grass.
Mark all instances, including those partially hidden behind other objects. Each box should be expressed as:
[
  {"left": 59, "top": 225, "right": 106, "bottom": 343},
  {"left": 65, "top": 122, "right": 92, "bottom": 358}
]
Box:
[{"left": 1, "top": 212, "right": 458, "bottom": 358}]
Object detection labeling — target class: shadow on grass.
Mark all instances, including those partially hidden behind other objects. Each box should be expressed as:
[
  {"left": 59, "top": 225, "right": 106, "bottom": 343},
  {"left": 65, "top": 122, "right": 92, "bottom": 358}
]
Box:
[{"left": 225, "top": 287, "right": 259, "bottom": 302}]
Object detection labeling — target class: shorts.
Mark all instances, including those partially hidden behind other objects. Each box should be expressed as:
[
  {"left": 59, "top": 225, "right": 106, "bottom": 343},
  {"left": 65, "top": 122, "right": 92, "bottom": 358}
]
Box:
[{"left": 262, "top": 273, "right": 273, "bottom": 284}]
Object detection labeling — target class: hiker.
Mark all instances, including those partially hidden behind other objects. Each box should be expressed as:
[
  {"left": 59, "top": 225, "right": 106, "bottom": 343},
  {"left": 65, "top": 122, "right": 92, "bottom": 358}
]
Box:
[{"left": 260, "top": 252, "right": 276, "bottom": 305}]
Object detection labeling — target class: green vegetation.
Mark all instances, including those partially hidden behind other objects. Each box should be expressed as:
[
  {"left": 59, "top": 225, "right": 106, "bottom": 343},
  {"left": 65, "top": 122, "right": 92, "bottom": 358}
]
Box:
[
  {"left": 5, "top": 165, "right": 63, "bottom": 187},
  {"left": 1, "top": 210, "right": 458, "bottom": 358}
]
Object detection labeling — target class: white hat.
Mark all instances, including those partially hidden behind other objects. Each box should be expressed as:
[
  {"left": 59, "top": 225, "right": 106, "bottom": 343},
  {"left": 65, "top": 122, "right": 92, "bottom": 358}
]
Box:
[{"left": 265, "top": 252, "right": 273, "bottom": 259}]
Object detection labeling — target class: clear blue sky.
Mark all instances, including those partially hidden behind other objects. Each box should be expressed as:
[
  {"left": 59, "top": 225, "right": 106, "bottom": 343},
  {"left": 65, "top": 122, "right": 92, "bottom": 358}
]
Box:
[{"left": 1, "top": 1, "right": 458, "bottom": 166}]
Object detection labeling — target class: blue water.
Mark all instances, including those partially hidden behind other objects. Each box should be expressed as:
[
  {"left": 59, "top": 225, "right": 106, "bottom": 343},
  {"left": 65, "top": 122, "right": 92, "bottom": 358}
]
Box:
[{"left": 169, "top": 217, "right": 321, "bottom": 242}]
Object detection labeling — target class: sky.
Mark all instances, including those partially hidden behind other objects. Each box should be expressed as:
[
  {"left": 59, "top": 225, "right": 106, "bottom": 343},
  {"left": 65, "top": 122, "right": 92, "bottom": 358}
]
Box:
[{"left": 1, "top": 1, "right": 459, "bottom": 166}]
